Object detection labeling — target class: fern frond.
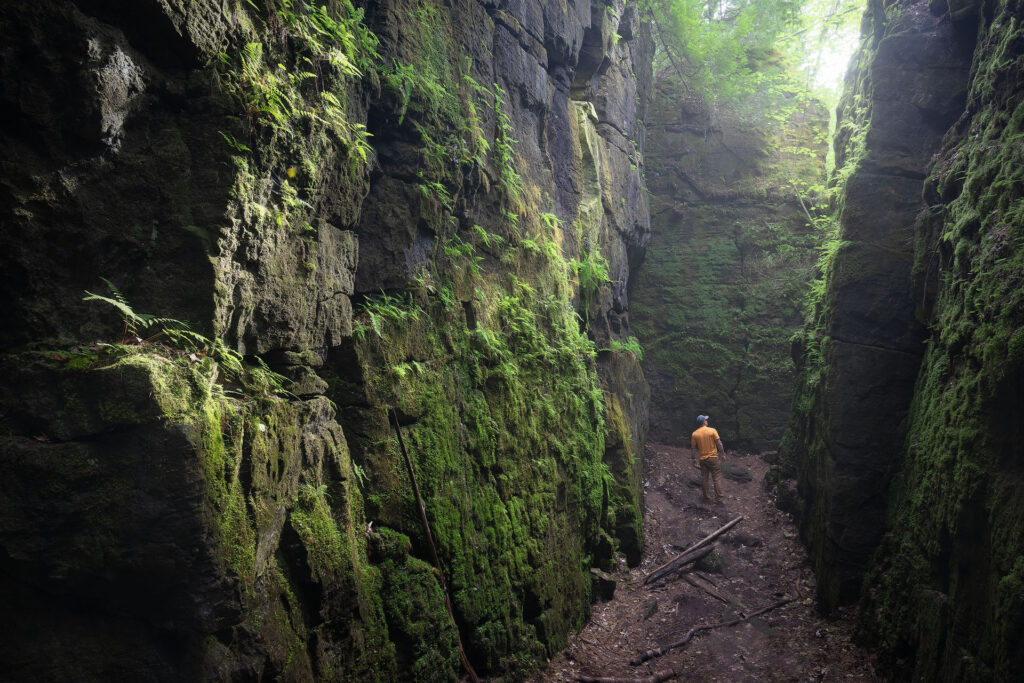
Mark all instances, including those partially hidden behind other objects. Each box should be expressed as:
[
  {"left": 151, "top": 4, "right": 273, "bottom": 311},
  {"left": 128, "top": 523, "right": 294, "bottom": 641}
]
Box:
[
  {"left": 100, "top": 277, "right": 129, "bottom": 306},
  {"left": 82, "top": 291, "right": 135, "bottom": 321}
]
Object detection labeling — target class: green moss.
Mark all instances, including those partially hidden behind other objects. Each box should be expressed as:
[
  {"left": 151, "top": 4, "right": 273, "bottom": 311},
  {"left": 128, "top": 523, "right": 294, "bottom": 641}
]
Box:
[
  {"left": 341, "top": 200, "right": 632, "bottom": 674},
  {"left": 70, "top": 352, "right": 391, "bottom": 680},
  {"left": 191, "top": 392, "right": 258, "bottom": 585},
  {"left": 375, "top": 528, "right": 460, "bottom": 681},
  {"left": 291, "top": 483, "right": 346, "bottom": 579}
]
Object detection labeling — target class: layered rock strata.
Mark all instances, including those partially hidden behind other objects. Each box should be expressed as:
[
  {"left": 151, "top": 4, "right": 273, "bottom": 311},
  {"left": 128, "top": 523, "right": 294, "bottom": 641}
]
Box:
[
  {"left": 0, "top": 0, "right": 651, "bottom": 679},
  {"left": 632, "top": 77, "right": 826, "bottom": 450},
  {"left": 781, "top": 0, "right": 1024, "bottom": 678}
]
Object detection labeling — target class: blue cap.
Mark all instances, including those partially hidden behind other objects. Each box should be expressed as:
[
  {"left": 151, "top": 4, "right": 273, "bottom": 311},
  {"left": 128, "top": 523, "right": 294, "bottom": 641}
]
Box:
[{"left": 697, "top": 414, "right": 709, "bottom": 424}]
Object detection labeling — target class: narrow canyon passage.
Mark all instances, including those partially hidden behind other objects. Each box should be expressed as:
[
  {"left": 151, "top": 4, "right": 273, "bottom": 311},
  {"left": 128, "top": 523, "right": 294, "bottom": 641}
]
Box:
[
  {"left": 535, "top": 444, "right": 878, "bottom": 682},
  {"left": 2, "top": 0, "right": 1022, "bottom": 680}
]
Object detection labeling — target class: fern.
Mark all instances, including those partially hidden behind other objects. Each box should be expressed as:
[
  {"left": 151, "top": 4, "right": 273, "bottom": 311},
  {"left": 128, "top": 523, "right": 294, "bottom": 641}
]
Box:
[
  {"left": 540, "top": 212, "right": 560, "bottom": 233},
  {"left": 492, "top": 85, "right": 524, "bottom": 204},
  {"left": 571, "top": 247, "right": 612, "bottom": 325},
  {"left": 83, "top": 278, "right": 185, "bottom": 342},
  {"left": 83, "top": 280, "right": 291, "bottom": 398}
]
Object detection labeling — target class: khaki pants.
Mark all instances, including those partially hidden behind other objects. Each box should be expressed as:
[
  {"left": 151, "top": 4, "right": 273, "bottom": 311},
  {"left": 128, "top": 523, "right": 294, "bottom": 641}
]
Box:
[{"left": 699, "top": 456, "right": 722, "bottom": 501}]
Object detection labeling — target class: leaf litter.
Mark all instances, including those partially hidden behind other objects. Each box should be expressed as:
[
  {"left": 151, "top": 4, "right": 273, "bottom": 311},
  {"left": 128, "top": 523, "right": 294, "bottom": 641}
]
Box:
[{"left": 532, "top": 443, "right": 880, "bottom": 683}]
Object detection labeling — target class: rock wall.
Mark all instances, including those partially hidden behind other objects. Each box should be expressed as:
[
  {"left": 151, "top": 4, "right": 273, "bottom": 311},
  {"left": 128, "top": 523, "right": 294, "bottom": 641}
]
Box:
[
  {"left": 780, "top": 0, "right": 1024, "bottom": 678},
  {"left": 779, "top": 0, "right": 975, "bottom": 610},
  {"left": 632, "top": 78, "right": 826, "bottom": 450},
  {"left": 0, "top": 0, "right": 651, "bottom": 679}
]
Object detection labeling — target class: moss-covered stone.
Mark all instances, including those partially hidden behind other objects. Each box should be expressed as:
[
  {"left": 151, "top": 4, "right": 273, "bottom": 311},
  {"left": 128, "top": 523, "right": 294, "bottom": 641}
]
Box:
[
  {"left": 632, "top": 67, "right": 827, "bottom": 450},
  {"left": 779, "top": 0, "right": 1024, "bottom": 679},
  {"left": 0, "top": 0, "right": 653, "bottom": 680}
]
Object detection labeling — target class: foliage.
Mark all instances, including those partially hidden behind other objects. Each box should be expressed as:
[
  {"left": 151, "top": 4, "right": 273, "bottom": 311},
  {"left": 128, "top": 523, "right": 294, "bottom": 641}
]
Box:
[
  {"left": 83, "top": 277, "right": 189, "bottom": 343},
  {"left": 606, "top": 336, "right": 644, "bottom": 360},
  {"left": 492, "top": 85, "right": 524, "bottom": 206},
  {"left": 646, "top": 0, "right": 864, "bottom": 122},
  {"left": 83, "top": 278, "right": 291, "bottom": 399},
  {"left": 217, "top": 0, "right": 378, "bottom": 162},
  {"left": 571, "top": 246, "right": 612, "bottom": 323}
]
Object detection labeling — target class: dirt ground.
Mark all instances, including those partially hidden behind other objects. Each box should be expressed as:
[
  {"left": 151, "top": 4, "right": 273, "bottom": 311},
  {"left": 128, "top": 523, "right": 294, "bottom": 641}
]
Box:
[{"left": 531, "top": 443, "right": 881, "bottom": 683}]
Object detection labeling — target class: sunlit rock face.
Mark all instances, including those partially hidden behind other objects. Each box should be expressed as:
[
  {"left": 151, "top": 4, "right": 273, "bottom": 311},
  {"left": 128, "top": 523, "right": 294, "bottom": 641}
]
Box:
[
  {"left": 0, "top": 0, "right": 652, "bottom": 679},
  {"left": 781, "top": 0, "right": 1024, "bottom": 678}
]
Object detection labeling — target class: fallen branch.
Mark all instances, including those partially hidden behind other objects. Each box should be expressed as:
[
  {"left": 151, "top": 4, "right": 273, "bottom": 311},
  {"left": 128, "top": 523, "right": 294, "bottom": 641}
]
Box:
[
  {"left": 682, "top": 574, "right": 730, "bottom": 607},
  {"left": 392, "top": 408, "right": 480, "bottom": 683},
  {"left": 797, "top": 193, "right": 816, "bottom": 226},
  {"left": 630, "top": 597, "right": 794, "bottom": 665},
  {"left": 683, "top": 573, "right": 749, "bottom": 612},
  {"left": 693, "top": 571, "right": 717, "bottom": 586},
  {"left": 576, "top": 671, "right": 676, "bottom": 683},
  {"left": 644, "top": 516, "right": 742, "bottom": 585},
  {"left": 644, "top": 545, "right": 714, "bottom": 586}
]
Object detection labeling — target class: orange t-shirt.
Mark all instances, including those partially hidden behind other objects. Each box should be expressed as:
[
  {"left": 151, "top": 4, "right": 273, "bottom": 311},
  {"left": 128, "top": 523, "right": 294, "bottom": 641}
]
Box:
[{"left": 691, "top": 425, "right": 720, "bottom": 459}]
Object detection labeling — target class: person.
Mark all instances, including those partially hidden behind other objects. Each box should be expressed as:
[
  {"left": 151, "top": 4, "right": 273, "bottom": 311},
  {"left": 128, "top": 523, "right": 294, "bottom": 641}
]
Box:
[{"left": 691, "top": 414, "right": 725, "bottom": 503}]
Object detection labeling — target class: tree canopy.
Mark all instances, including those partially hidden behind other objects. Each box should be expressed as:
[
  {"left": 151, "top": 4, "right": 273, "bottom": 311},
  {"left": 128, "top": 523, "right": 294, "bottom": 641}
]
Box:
[{"left": 646, "top": 0, "right": 865, "bottom": 110}]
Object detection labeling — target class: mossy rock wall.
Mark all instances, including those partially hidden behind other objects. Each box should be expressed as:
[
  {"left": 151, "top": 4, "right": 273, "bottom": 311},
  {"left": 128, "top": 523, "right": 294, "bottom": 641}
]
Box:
[
  {"left": 779, "top": 0, "right": 1024, "bottom": 678},
  {"left": 631, "top": 75, "right": 827, "bottom": 450},
  {"left": 0, "top": 0, "right": 652, "bottom": 680}
]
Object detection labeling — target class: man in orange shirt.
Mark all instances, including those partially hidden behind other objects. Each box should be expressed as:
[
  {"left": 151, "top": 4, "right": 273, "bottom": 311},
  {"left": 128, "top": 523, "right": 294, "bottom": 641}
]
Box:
[{"left": 691, "top": 414, "right": 726, "bottom": 503}]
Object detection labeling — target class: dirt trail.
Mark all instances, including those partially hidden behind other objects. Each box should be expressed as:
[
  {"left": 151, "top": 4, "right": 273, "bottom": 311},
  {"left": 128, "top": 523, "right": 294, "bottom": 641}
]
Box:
[{"left": 533, "top": 443, "right": 880, "bottom": 682}]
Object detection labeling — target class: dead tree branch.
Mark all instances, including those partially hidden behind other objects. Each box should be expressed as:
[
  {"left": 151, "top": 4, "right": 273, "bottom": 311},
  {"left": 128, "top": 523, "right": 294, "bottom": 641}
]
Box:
[
  {"left": 682, "top": 573, "right": 738, "bottom": 608},
  {"left": 629, "top": 597, "right": 795, "bottom": 665},
  {"left": 644, "top": 545, "right": 715, "bottom": 586},
  {"left": 644, "top": 516, "right": 742, "bottom": 585},
  {"left": 797, "top": 192, "right": 816, "bottom": 226},
  {"left": 576, "top": 671, "right": 677, "bottom": 683}
]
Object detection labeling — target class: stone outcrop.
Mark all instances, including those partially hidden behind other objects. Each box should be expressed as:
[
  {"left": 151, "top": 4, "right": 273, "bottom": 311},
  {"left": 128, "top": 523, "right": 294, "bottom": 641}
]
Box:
[
  {"left": 0, "top": 0, "right": 652, "bottom": 679},
  {"left": 779, "top": 0, "right": 1024, "bottom": 678},
  {"left": 779, "top": 0, "right": 975, "bottom": 610},
  {"left": 632, "top": 76, "right": 826, "bottom": 450}
]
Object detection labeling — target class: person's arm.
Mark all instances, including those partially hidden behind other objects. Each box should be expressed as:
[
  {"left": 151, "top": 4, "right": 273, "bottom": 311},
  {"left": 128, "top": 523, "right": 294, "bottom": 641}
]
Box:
[
  {"left": 716, "top": 438, "right": 725, "bottom": 459},
  {"left": 692, "top": 446, "right": 700, "bottom": 468}
]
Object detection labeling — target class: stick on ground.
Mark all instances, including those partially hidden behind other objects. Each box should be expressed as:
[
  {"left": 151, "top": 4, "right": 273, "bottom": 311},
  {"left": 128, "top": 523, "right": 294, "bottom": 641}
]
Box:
[
  {"left": 644, "top": 545, "right": 715, "bottom": 586},
  {"left": 643, "top": 516, "right": 742, "bottom": 585},
  {"left": 681, "top": 573, "right": 730, "bottom": 606},
  {"left": 629, "top": 597, "right": 794, "bottom": 665},
  {"left": 576, "top": 671, "right": 676, "bottom": 683}
]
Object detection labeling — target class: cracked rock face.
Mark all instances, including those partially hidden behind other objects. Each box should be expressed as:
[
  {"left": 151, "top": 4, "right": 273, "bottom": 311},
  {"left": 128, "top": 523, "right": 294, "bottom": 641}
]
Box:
[
  {"left": 631, "top": 74, "right": 827, "bottom": 451},
  {"left": 0, "top": 0, "right": 653, "bottom": 680},
  {"left": 780, "top": 0, "right": 975, "bottom": 611}
]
